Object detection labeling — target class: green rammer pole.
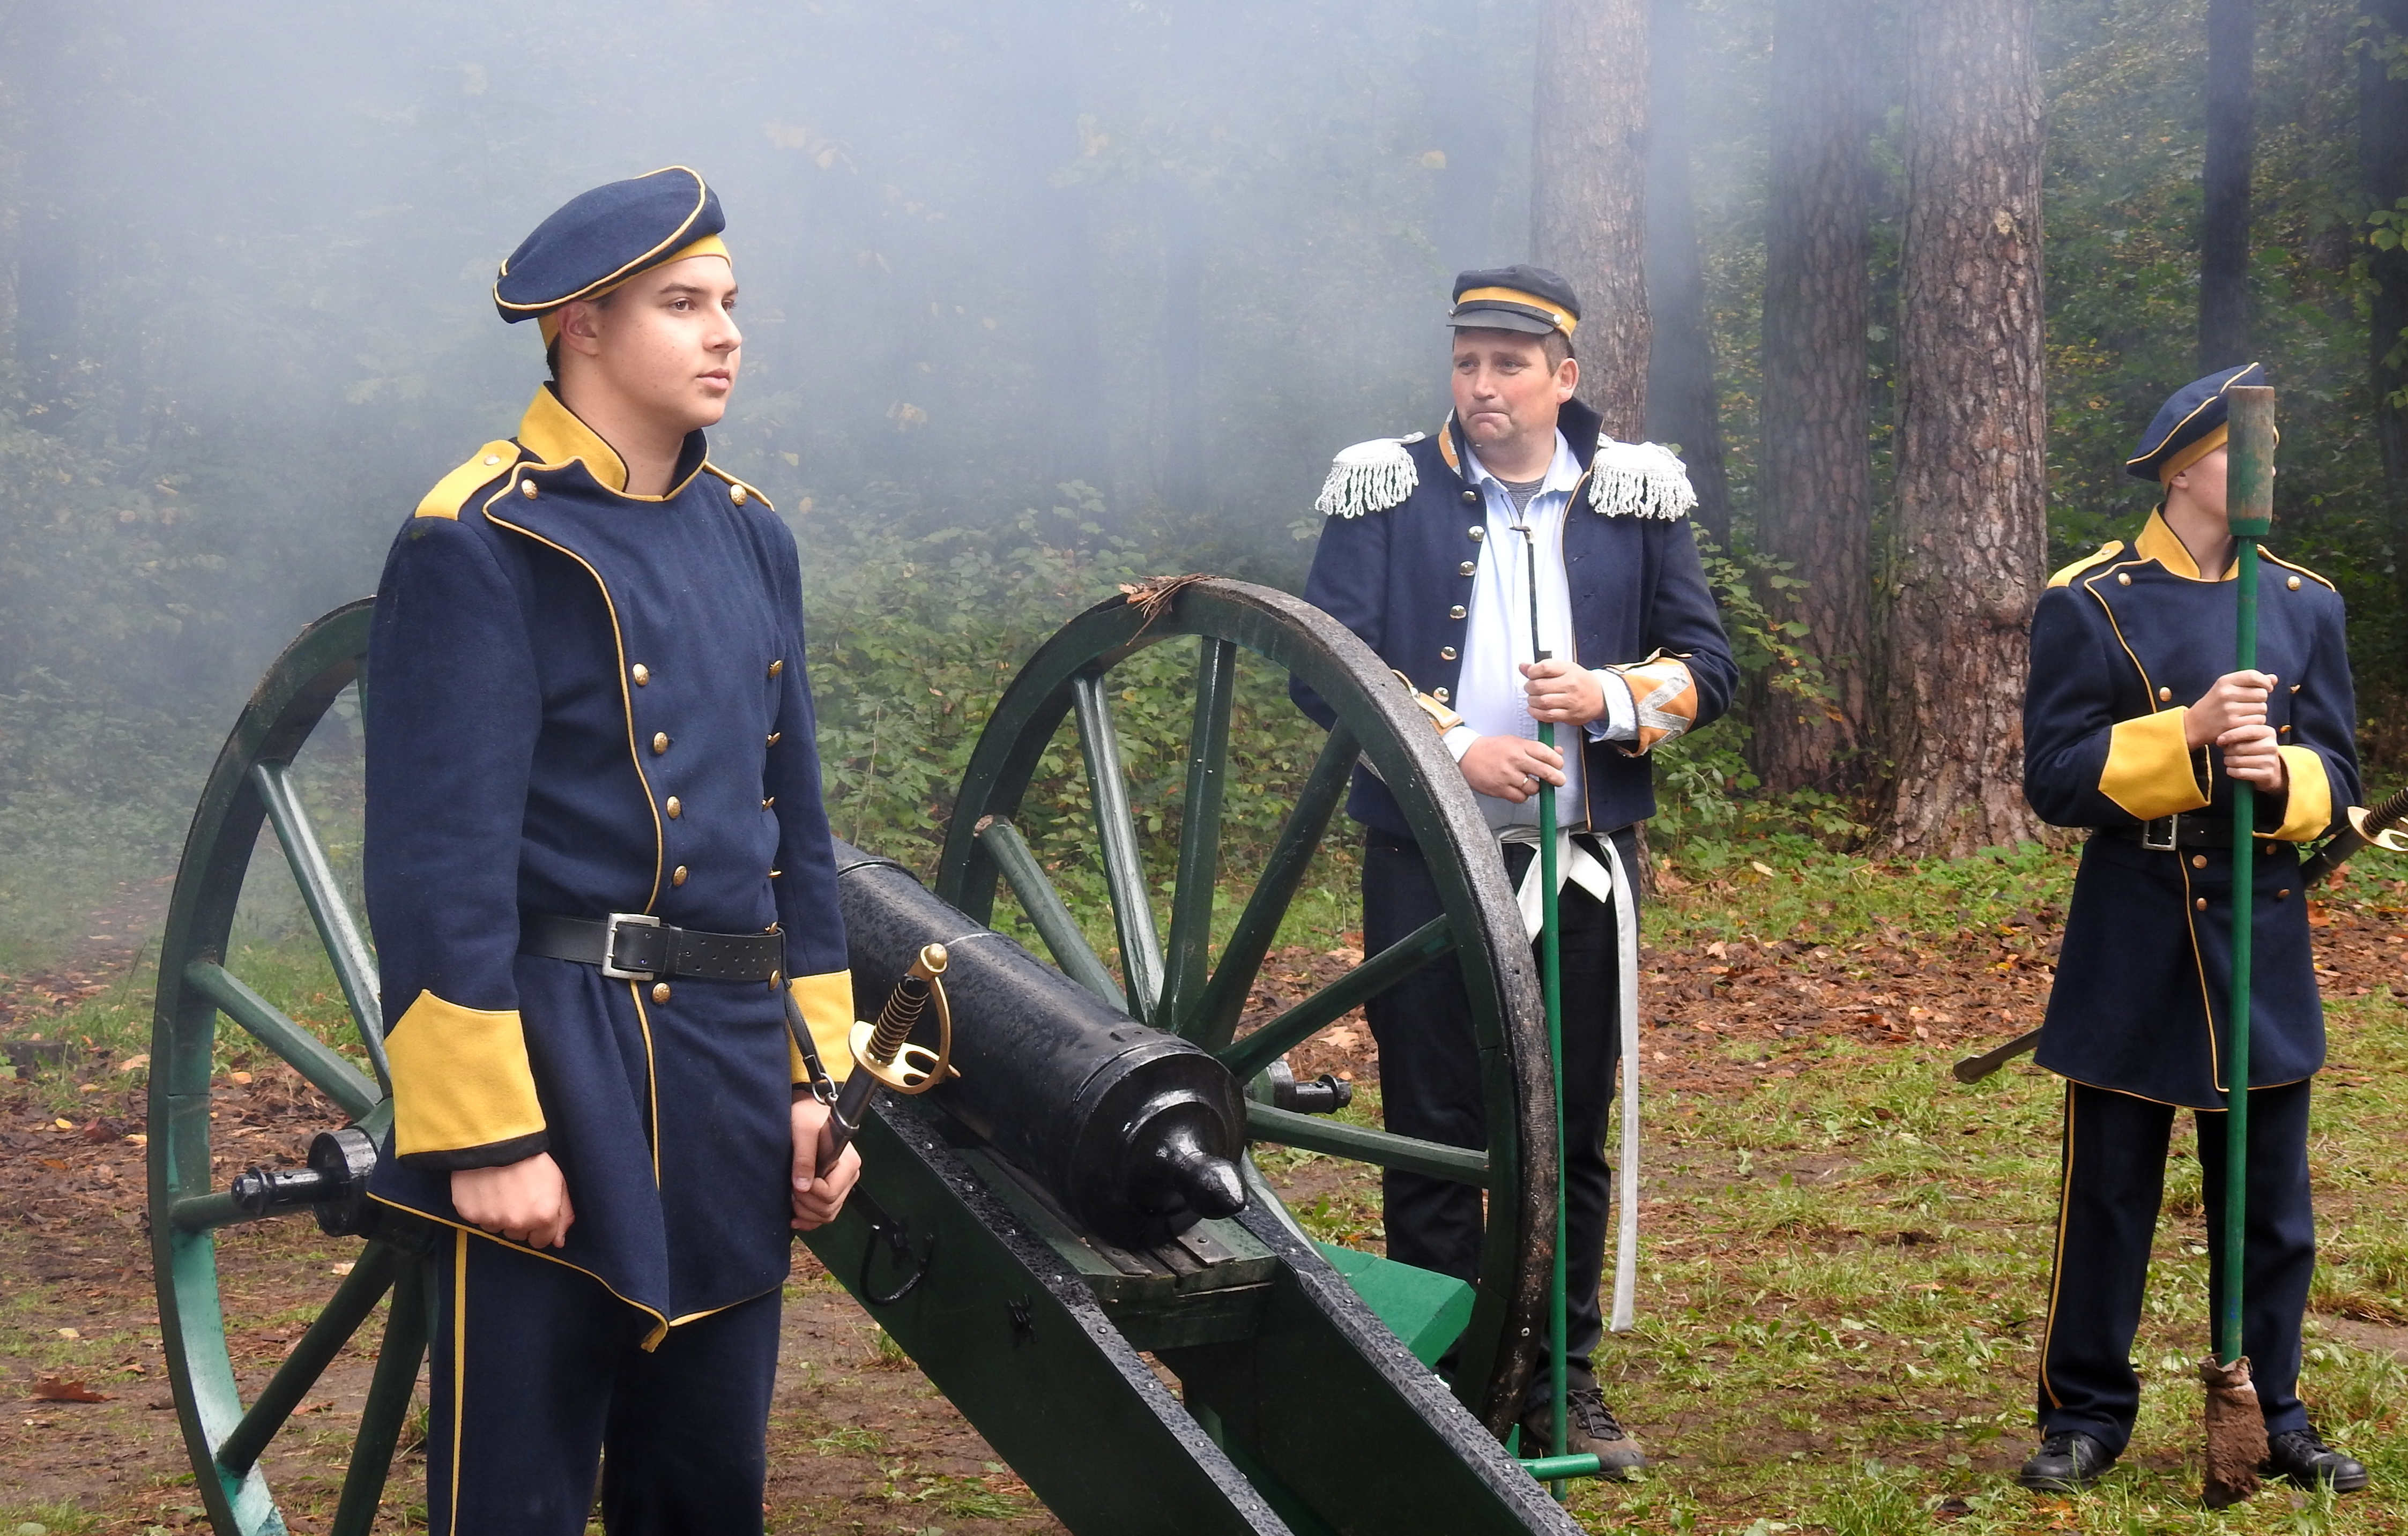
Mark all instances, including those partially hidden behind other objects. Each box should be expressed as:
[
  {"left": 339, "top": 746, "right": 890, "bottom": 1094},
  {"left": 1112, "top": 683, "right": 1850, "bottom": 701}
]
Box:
[
  {"left": 2219, "top": 385, "right": 2276, "bottom": 1367},
  {"left": 1522, "top": 533, "right": 1570, "bottom": 1497}
]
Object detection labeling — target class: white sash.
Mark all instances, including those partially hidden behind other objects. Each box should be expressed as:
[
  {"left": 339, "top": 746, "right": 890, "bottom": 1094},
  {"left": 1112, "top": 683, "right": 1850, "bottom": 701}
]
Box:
[{"left": 1504, "top": 828, "right": 1641, "bottom": 1333}]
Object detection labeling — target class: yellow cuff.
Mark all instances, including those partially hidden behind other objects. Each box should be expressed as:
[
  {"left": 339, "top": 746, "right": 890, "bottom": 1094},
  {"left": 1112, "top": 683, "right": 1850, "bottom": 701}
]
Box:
[
  {"left": 789, "top": 971, "right": 854, "bottom": 1085},
  {"left": 2271, "top": 747, "right": 2332, "bottom": 842},
  {"left": 385, "top": 991, "right": 546, "bottom": 1157},
  {"left": 2099, "top": 707, "right": 2211, "bottom": 821},
  {"left": 1605, "top": 652, "right": 1698, "bottom": 755}
]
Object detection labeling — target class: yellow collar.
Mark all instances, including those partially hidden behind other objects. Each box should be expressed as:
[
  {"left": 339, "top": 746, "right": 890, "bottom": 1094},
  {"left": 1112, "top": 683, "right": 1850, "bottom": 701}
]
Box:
[
  {"left": 518, "top": 385, "right": 631, "bottom": 493},
  {"left": 2134, "top": 508, "right": 2237, "bottom": 583}
]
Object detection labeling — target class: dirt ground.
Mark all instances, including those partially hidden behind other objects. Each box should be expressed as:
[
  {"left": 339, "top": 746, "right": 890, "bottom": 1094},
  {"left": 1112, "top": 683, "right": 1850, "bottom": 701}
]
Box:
[{"left": 1, "top": 883, "right": 2402, "bottom": 1532}]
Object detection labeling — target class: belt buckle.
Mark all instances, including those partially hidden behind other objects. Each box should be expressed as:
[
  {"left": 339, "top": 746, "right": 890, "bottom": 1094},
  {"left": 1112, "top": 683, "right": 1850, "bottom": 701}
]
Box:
[
  {"left": 599, "top": 912, "right": 664, "bottom": 980},
  {"left": 2141, "top": 814, "right": 2179, "bottom": 852}
]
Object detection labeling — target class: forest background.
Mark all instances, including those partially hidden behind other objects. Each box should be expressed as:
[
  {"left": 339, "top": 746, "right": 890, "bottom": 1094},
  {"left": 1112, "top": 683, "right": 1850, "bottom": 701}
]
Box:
[{"left": 1, "top": 0, "right": 2405, "bottom": 969}]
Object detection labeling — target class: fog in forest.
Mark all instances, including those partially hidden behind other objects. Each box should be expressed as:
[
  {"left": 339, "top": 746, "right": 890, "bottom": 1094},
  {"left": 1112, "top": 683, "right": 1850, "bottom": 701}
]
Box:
[{"left": 4, "top": 0, "right": 2403, "bottom": 953}]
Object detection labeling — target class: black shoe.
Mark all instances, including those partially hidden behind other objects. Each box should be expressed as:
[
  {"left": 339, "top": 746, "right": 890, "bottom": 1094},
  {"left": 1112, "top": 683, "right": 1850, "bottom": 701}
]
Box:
[
  {"left": 2018, "top": 1431, "right": 2116, "bottom": 1492},
  {"left": 1520, "top": 1388, "right": 1647, "bottom": 1478},
  {"left": 2264, "top": 1428, "right": 2368, "bottom": 1493}
]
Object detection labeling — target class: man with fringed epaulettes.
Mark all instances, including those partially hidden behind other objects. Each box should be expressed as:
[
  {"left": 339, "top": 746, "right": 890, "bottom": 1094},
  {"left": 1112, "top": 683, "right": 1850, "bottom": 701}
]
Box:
[
  {"left": 1295, "top": 266, "right": 1736, "bottom": 1473},
  {"left": 2016, "top": 363, "right": 2367, "bottom": 1496}
]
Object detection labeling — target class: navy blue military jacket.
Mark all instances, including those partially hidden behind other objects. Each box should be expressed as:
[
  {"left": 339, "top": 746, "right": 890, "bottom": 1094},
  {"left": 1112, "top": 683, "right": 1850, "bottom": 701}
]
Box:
[
  {"left": 2025, "top": 511, "right": 2360, "bottom": 1109},
  {"left": 363, "top": 386, "right": 853, "bottom": 1339},
  {"left": 1296, "top": 398, "right": 1736, "bottom": 838}
]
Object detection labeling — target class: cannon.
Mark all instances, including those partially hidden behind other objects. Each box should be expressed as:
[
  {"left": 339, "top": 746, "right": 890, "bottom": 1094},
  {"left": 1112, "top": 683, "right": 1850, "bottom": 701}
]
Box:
[{"left": 147, "top": 580, "right": 1583, "bottom": 1534}]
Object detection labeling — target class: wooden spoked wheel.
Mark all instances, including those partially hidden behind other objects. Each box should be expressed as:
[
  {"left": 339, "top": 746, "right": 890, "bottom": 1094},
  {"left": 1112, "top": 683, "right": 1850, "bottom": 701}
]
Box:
[
  {"left": 147, "top": 600, "right": 429, "bottom": 1536},
  {"left": 934, "top": 578, "right": 1551, "bottom": 1434}
]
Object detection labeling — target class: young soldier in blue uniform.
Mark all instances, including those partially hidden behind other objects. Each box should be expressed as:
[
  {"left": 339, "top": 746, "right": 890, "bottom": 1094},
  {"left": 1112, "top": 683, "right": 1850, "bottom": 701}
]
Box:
[
  {"left": 1297, "top": 267, "right": 1735, "bottom": 1471},
  {"left": 2017, "top": 364, "right": 2366, "bottom": 1494},
  {"left": 362, "top": 166, "right": 863, "bottom": 1533}
]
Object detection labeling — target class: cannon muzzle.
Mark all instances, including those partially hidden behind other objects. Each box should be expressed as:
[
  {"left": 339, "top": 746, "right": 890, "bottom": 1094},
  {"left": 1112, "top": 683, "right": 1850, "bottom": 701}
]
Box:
[{"left": 832, "top": 842, "right": 1246, "bottom": 1248}]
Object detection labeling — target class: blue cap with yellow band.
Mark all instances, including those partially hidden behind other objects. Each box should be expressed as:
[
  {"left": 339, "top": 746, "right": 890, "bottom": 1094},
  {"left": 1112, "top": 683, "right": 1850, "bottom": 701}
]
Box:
[
  {"left": 1448, "top": 264, "right": 1581, "bottom": 338},
  {"left": 494, "top": 166, "right": 728, "bottom": 342},
  {"left": 2125, "top": 362, "right": 2266, "bottom": 483}
]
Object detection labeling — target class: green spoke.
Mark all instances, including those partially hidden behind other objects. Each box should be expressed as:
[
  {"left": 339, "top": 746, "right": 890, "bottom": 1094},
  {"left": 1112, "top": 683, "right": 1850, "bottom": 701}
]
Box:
[
  {"left": 1071, "top": 671, "right": 1165, "bottom": 1024},
  {"left": 1185, "top": 722, "right": 1359, "bottom": 1052},
  {"left": 215, "top": 1243, "right": 405, "bottom": 1476},
  {"left": 975, "top": 816, "right": 1126, "bottom": 1010},
  {"left": 330, "top": 1257, "right": 432, "bottom": 1536},
  {"left": 252, "top": 760, "right": 390, "bottom": 1095},
  {"left": 1246, "top": 1102, "right": 1488, "bottom": 1185},
  {"left": 186, "top": 960, "right": 380, "bottom": 1121},
  {"left": 1162, "top": 637, "right": 1238, "bottom": 1038},
  {"left": 1218, "top": 916, "right": 1452, "bottom": 1086}
]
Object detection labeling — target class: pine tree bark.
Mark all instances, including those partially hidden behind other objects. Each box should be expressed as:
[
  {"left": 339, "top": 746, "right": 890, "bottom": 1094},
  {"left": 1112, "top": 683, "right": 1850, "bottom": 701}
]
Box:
[
  {"left": 1754, "top": 0, "right": 1876, "bottom": 793},
  {"left": 2199, "top": 0, "right": 2255, "bottom": 371},
  {"left": 2364, "top": 0, "right": 2408, "bottom": 659},
  {"left": 1532, "top": 0, "right": 1652, "bottom": 441},
  {"left": 1884, "top": 0, "right": 2048, "bottom": 856},
  {"left": 1643, "top": 0, "right": 1733, "bottom": 549}
]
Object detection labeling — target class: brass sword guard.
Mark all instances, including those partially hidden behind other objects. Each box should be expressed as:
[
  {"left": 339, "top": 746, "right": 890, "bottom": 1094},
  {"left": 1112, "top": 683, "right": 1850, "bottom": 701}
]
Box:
[
  {"left": 849, "top": 942, "right": 957, "bottom": 1094},
  {"left": 2348, "top": 804, "right": 2408, "bottom": 855}
]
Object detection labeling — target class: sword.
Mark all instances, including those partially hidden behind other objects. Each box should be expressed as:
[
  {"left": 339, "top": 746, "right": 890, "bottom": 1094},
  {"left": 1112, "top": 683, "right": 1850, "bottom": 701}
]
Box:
[
  {"left": 784, "top": 943, "right": 955, "bottom": 1159},
  {"left": 1951, "top": 783, "right": 2406, "bottom": 1085}
]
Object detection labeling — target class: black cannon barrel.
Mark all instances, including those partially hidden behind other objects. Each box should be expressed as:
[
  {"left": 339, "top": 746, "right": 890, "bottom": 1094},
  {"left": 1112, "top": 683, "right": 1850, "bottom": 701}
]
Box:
[{"left": 831, "top": 842, "right": 1247, "bottom": 1249}]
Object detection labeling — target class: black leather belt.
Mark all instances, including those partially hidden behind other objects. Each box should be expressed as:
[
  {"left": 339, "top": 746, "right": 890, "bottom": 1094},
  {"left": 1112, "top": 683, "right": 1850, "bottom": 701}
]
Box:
[
  {"left": 2104, "top": 813, "right": 2235, "bottom": 852},
  {"left": 520, "top": 912, "right": 784, "bottom": 983}
]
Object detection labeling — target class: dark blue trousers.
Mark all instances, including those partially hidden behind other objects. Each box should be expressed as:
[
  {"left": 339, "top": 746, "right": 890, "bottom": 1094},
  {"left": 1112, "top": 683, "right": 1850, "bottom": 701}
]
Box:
[
  {"left": 1363, "top": 827, "right": 1631, "bottom": 1409},
  {"left": 427, "top": 1228, "right": 782, "bottom": 1535},
  {"left": 2037, "top": 1079, "right": 2316, "bottom": 1455}
]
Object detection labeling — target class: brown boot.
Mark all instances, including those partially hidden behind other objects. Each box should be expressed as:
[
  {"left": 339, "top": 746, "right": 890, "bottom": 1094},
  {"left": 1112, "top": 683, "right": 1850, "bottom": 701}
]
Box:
[{"left": 1520, "top": 1388, "right": 1647, "bottom": 1478}]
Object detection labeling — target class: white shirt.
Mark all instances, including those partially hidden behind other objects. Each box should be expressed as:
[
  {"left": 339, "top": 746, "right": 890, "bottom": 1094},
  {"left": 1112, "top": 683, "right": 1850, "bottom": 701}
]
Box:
[{"left": 1442, "top": 430, "right": 1638, "bottom": 833}]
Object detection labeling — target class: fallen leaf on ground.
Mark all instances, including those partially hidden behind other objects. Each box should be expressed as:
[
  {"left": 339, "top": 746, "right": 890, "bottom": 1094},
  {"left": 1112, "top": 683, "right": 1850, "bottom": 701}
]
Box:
[
  {"left": 117, "top": 1054, "right": 148, "bottom": 1072},
  {"left": 29, "top": 1376, "right": 107, "bottom": 1403}
]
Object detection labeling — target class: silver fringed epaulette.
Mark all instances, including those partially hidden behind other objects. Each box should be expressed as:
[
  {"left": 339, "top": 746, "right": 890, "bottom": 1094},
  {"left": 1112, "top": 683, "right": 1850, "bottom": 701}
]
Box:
[
  {"left": 1586, "top": 438, "right": 1698, "bottom": 521},
  {"left": 1316, "top": 433, "right": 1425, "bottom": 518}
]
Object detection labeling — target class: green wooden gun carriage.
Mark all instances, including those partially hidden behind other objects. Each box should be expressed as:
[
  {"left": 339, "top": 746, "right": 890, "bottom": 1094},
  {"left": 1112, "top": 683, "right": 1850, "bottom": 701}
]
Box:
[{"left": 146, "top": 579, "right": 1591, "bottom": 1534}]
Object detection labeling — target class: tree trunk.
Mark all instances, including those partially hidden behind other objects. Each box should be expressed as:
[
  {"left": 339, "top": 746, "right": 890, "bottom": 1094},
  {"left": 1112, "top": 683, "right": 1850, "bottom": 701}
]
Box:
[
  {"left": 2363, "top": 0, "right": 2408, "bottom": 663},
  {"left": 1642, "top": 0, "right": 1733, "bottom": 549},
  {"left": 1753, "top": 0, "right": 1876, "bottom": 793},
  {"left": 1884, "top": 0, "right": 2048, "bottom": 857},
  {"left": 1531, "top": 0, "right": 1651, "bottom": 441},
  {"left": 2199, "top": 0, "right": 2255, "bottom": 371}
]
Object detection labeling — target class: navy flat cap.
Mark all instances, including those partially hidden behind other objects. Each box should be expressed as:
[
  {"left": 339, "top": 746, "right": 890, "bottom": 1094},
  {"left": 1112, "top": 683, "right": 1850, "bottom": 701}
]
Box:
[
  {"left": 493, "top": 166, "right": 726, "bottom": 326},
  {"left": 1449, "top": 265, "right": 1581, "bottom": 337},
  {"left": 2126, "top": 362, "right": 2266, "bottom": 482}
]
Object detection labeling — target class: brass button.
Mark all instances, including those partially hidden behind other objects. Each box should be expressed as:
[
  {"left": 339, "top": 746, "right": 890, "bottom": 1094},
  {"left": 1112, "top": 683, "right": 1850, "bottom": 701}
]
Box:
[
  {"left": 1468, "top": 526, "right": 1484, "bottom": 542},
  {"left": 631, "top": 663, "right": 650, "bottom": 686},
  {"left": 1440, "top": 647, "right": 1458, "bottom": 661},
  {"left": 520, "top": 480, "right": 539, "bottom": 499},
  {"left": 652, "top": 732, "right": 670, "bottom": 755},
  {"left": 2280, "top": 724, "right": 2292, "bottom": 735},
  {"left": 651, "top": 982, "right": 672, "bottom": 1003},
  {"left": 1450, "top": 605, "right": 1467, "bottom": 620},
  {"left": 1432, "top": 687, "right": 1450, "bottom": 703},
  {"left": 762, "top": 796, "right": 776, "bottom": 810},
  {"left": 769, "top": 868, "right": 782, "bottom": 878},
  {"left": 766, "top": 731, "right": 782, "bottom": 746},
  {"left": 1458, "top": 561, "right": 1477, "bottom": 576},
  {"left": 2192, "top": 854, "right": 2208, "bottom": 869},
  {"left": 2116, "top": 572, "right": 2131, "bottom": 585},
  {"left": 2287, "top": 575, "right": 2301, "bottom": 590},
  {"left": 768, "top": 659, "right": 785, "bottom": 677},
  {"left": 1461, "top": 489, "right": 1479, "bottom": 505},
  {"left": 483, "top": 454, "right": 502, "bottom": 466},
  {"left": 769, "top": 970, "right": 783, "bottom": 988},
  {"left": 665, "top": 796, "right": 682, "bottom": 819},
  {"left": 2276, "top": 888, "right": 2291, "bottom": 901},
  {"left": 672, "top": 865, "right": 689, "bottom": 887},
  {"left": 2158, "top": 687, "right": 2172, "bottom": 702},
  {"left": 731, "top": 484, "right": 748, "bottom": 506},
  {"left": 2195, "top": 896, "right": 2209, "bottom": 911}
]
